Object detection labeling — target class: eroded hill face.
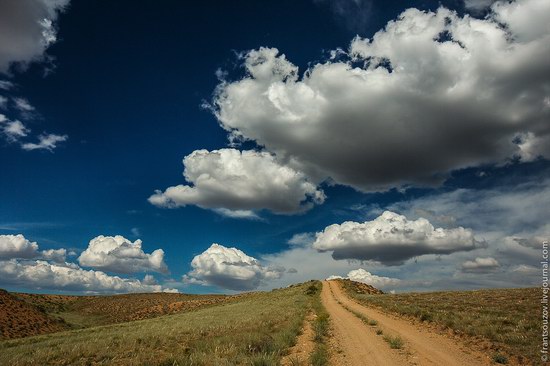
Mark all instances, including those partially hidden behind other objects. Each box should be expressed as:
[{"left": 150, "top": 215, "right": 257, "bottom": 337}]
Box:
[{"left": 0, "top": 290, "right": 68, "bottom": 340}]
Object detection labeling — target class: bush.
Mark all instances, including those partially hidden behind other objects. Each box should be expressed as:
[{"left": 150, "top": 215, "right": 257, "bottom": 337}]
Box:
[
  {"left": 492, "top": 353, "right": 508, "bottom": 364},
  {"left": 383, "top": 335, "right": 404, "bottom": 349}
]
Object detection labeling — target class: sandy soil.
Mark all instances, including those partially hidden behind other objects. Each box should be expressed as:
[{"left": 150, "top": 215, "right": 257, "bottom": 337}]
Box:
[
  {"left": 281, "top": 312, "right": 316, "bottom": 365},
  {"left": 323, "top": 280, "right": 493, "bottom": 366},
  {"left": 321, "top": 281, "right": 408, "bottom": 365}
]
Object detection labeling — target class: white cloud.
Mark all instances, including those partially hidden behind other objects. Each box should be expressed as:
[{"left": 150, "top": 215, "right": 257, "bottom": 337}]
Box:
[
  {"left": 0, "top": 234, "right": 176, "bottom": 294},
  {"left": 13, "top": 97, "right": 34, "bottom": 112},
  {"left": 1, "top": 118, "right": 29, "bottom": 142},
  {"left": 21, "top": 133, "right": 68, "bottom": 151},
  {"left": 211, "top": 0, "right": 550, "bottom": 192},
  {"left": 0, "top": 234, "right": 67, "bottom": 263},
  {"left": 0, "top": 0, "right": 70, "bottom": 73},
  {"left": 461, "top": 257, "right": 500, "bottom": 272},
  {"left": 388, "top": 177, "right": 550, "bottom": 242},
  {"left": 346, "top": 268, "right": 401, "bottom": 288},
  {"left": 40, "top": 248, "right": 67, "bottom": 263},
  {"left": 0, "top": 80, "right": 14, "bottom": 90},
  {"left": 212, "top": 208, "right": 262, "bottom": 220},
  {"left": 130, "top": 227, "right": 141, "bottom": 237},
  {"left": 511, "top": 264, "right": 538, "bottom": 274},
  {"left": 0, "top": 259, "right": 177, "bottom": 294},
  {"left": 184, "top": 243, "right": 285, "bottom": 291},
  {"left": 312, "top": 211, "right": 480, "bottom": 265},
  {"left": 149, "top": 148, "right": 325, "bottom": 216},
  {"left": 0, "top": 234, "right": 39, "bottom": 259},
  {"left": 0, "top": 96, "right": 7, "bottom": 109},
  {"left": 287, "top": 232, "right": 316, "bottom": 247},
  {"left": 142, "top": 274, "right": 158, "bottom": 285},
  {"left": 78, "top": 235, "right": 168, "bottom": 274}
]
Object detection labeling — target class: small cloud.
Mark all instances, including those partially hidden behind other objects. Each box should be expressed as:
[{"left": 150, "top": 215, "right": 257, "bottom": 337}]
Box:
[
  {"left": 13, "top": 97, "right": 34, "bottom": 112},
  {"left": 130, "top": 227, "right": 141, "bottom": 237},
  {"left": 347, "top": 268, "right": 401, "bottom": 288},
  {"left": 184, "top": 243, "right": 285, "bottom": 291},
  {"left": 326, "top": 268, "right": 401, "bottom": 289},
  {"left": 213, "top": 208, "right": 263, "bottom": 221},
  {"left": 461, "top": 257, "right": 500, "bottom": 273},
  {"left": 0, "top": 81, "right": 14, "bottom": 90},
  {"left": 21, "top": 133, "right": 68, "bottom": 151},
  {"left": 78, "top": 235, "right": 168, "bottom": 274},
  {"left": 1, "top": 119, "right": 29, "bottom": 142},
  {"left": 143, "top": 274, "right": 158, "bottom": 285},
  {"left": 511, "top": 264, "right": 537, "bottom": 275},
  {"left": 287, "top": 232, "right": 315, "bottom": 247}
]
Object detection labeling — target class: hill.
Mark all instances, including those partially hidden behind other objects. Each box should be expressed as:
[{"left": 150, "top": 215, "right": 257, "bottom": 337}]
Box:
[
  {"left": 1, "top": 290, "right": 251, "bottom": 336},
  {"left": 0, "top": 282, "right": 322, "bottom": 365},
  {"left": 0, "top": 289, "right": 68, "bottom": 340}
]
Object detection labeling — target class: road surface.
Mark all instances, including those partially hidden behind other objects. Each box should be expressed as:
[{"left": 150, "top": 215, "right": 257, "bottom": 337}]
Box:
[{"left": 321, "top": 280, "right": 490, "bottom": 366}]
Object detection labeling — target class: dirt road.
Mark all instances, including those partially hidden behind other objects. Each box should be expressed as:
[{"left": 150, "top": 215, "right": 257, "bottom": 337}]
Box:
[{"left": 321, "top": 280, "right": 491, "bottom": 366}]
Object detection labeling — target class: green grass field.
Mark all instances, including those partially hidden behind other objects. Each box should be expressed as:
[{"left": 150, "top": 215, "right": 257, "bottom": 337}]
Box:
[
  {"left": 341, "top": 282, "right": 539, "bottom": 365},
  {"left": 0, "top": 282, "right": 322, "bottom": 366}
]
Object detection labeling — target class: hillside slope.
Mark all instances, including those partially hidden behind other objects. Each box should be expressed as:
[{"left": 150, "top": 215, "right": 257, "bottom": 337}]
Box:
[
  {"left": 0, "top": 290, "right": 68, "bottom": 340},
  {"left": 0, "top": 282, "right": 319, "bottom": 365}
]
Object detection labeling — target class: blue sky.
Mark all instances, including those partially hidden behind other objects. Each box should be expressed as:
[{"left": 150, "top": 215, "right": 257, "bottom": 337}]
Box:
[{"left": 0, "top": 0, "right": 548, "bottom": 294}]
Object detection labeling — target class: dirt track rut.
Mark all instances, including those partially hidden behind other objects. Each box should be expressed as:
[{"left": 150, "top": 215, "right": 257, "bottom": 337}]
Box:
[{"left": 321, "top": 280, "right": 491, "bottom": 366}]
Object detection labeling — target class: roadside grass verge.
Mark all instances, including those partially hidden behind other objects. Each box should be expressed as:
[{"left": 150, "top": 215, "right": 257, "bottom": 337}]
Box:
[
  {"left": 342, "top": 286, "right": 539, "bottom": 365},
  {"left": 0, "top": 283, "right": 314, "bottom": 365},
  {"left": 309, "top": 282, "right": 330, "bottom": 366}
]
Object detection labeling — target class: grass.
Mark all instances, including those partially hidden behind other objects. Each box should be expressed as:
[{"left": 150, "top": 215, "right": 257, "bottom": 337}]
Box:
[
  {"left": 0, "top": 283, "right": 315, "bottom": 365},
  {"left": 342, "top": 286, "right": 539, "bottom": 365},
  {"left": 308, "top": 282, "right": 330, "bottom": 366},
  {"left": 383, "top": 335, "right": 404, "bottom": 349}
]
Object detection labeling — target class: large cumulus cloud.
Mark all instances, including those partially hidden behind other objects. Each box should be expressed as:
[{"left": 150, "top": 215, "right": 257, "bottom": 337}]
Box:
[
  {"left": 78, "top": 235, "right": 168, "bottom": 274},
  {"left": 0, "top": 234, "right": 176, "bottom": 294},
  {"left": 312, "top": 211, "right": 480, "bottom": 265},
  {"left": 211, "top": 0, "right": 550, "bottom": 192},
  {"left": 0, "top": 234, "right": 65, "bottom": 262},
  {"left": 149, "top": 148, "right": 325, "bottom": 216},
  {"left": 0, "top": 259, "right": 177, "bottom": 294},
  {"left": 184, "top": 243, "right": 285, "bottom": 291}
]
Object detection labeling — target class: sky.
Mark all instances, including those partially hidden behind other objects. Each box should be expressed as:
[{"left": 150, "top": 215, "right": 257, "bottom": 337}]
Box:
[{"left": 0, "top": 0, "right": 548, "bottom": 294}]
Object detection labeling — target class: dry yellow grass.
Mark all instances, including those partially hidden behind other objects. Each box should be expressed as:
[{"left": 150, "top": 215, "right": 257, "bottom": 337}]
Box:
[
  {"left": 0, "top": 282, "right": 321, "bottom": 365},
  {"left": 342, "top": 284, "right": 539, "bottom": 365}
]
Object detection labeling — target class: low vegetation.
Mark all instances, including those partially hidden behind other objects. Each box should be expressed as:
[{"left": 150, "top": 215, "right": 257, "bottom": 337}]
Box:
[
  {"left": 308, "top": 283, "right": 330, "bottom": 366},
  {"left": 337, "top": 295, "right": 405, "bottom": 352},
  {"left": 0, "top": 282, "right": 318, "bottom": 365},
  {"left": 383, "top": 334, "right": 404, "bottom": 349},
  {"left": 342, "top": 286, "right": 539, "bottom": 365},
  {"left": 14, "top": 291, "right": 240, "bottom": 329}
]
